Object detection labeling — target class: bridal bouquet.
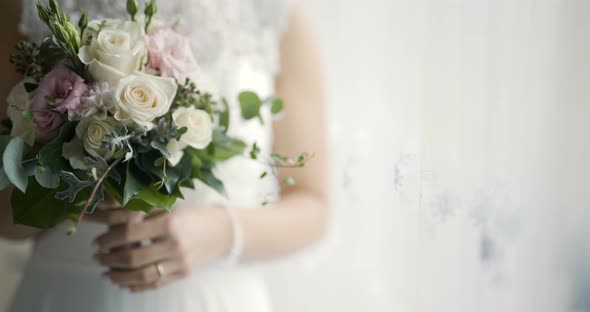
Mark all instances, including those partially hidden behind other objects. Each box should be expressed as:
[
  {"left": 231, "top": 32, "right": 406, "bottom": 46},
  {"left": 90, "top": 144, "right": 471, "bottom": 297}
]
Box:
[{"left": 3, "top": 0, "right": 307, "bottom": 231}]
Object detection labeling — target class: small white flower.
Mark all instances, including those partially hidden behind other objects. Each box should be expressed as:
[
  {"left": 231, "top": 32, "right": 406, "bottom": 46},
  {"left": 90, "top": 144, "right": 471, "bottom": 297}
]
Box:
[
  {"left": 112, "top": 72, "right": 177, "bottom": 129},
  {"left": 6, "top": 81, "right": 35, "bottom": 146},
  {"left": 165, "top": 138, "right": 185, "bottom": 167},
  {"left": 78, "top": 20, "right": 147, "bottom": 82},
  {"left": 75, "top": 116, "right": 118, "bottom": 160},
  {"left": 70, "top": 82, "right": 114, "bottom": 120}
]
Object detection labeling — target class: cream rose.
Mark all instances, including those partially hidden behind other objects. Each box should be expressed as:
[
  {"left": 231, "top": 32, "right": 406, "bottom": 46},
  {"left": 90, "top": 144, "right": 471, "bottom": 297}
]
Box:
[
  {"left": 165, "top": 107, "right": 213, "bottom": 166},
  {"left": 75, "top": 116, "right": 118, "bottom": 160},
  {"left": 112, "top": 72, "right": 177, "bottom": 129},
  {"left": 6, "top": 81, "right": 35, "bottom": 146},
  {"left": 78, "top": 20, "right": 147, "bottom": 82},
  {"left": 173, "top": 106, "right": 213, "bottom": 149}
]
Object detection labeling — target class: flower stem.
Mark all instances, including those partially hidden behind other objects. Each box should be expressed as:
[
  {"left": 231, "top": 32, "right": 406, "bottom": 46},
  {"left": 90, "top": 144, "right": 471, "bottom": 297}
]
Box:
[{"left": 75, "top": 157, "right": 122, "bottom": 224}]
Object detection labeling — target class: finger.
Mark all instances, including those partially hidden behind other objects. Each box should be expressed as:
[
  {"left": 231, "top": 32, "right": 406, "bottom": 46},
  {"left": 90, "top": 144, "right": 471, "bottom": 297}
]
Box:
[
  {"left": 94, "top": 211, "right": 170, "bottom": 249},
  {"left": 86, "top": 209, "right": 144, "bottom": 225},
  {"left": 128, "top": 272, "right": 185, "bottom": 293},
  {"left": 104, "top": 258, "right": 182, "bottom": 287},
  {"left": 97, "top": 196, "right": 121, "bottom": 210},
  {"left": 95, "top": 240, "right": 175, "bottom": 269}
]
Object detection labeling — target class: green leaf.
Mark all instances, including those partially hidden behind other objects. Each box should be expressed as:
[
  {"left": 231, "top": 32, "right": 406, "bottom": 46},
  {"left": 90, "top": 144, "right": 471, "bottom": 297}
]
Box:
[
  {"left": 34, "top": 166, "right": 60, "bottom": 189},
  {"left": 196, "top": 168, "right": 226, "bottom": 197},
  {"left": 128, "top": 185, "right": 177, "bottom": 212},
  {"left": 103, "top": 179, "right": 123, "bottom": 204},
  {"left": 124, "top": 198, "right": 153, "bottom": 213},
  {"left": 197, "top": 131, "right": 247, "bottom": 162},
  {"left": 271, "top": 99, "right": 284, "bottom": 115},
  {"left": 123, "top": 162, "right": 148, "bottom": 205},
  {"left": 3, "top": 137, "right": 28, "bottom": 192},
  {"left": 220, "top": 98, "right": 230, "bottom": 133},
  {"left": 259, "top": 171, "right": 267, "bottom": 179},
  {"left": 11, "top": 177, "right": 84, "bottom": 229},
  {"left": 250, "top": 142, "right": 260, "bottom": 160},
  {"left": 271, "top": 152, "right": 288, "bottom": 164},
  {"left": 38, "top": 121, "right": 77, "bottom": 172},
  {"left": 163, "top": 153, "right": 192, "bottom": 194},
  {"left": 239, "top": 91, "right": 262, "bottom": 120}
]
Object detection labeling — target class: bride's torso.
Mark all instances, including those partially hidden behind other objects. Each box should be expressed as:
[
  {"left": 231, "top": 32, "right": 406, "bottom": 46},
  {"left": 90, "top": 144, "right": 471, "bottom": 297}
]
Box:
[{"left": 11, "top": 1, "right": 289, "bottom": 311}]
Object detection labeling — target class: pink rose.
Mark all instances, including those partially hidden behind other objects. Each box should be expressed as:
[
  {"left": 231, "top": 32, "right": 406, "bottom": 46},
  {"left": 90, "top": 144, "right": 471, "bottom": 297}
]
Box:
[
  {"left": 146, "top": 27, "right": 199, "bottom": 81},
  {"left": 31, "top": 66, "right": 88, "bottom": 139}
]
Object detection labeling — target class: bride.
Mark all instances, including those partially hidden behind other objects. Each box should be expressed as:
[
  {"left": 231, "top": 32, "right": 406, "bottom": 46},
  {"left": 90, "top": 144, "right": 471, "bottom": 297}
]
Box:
[{"left": 0, "top": 0, "right": 327, "bottom": 311}]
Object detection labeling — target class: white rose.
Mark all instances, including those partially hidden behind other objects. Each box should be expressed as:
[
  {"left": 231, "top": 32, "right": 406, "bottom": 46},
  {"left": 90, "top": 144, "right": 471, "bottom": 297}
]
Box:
[
  {"left": 173, "top": 106, "right": 213, "bottom": 149},
  {"left": 76, "top": 116, "right": 118, "bottom": 160},
  {"left": 6, "top": 81, "right": 35, "bottom": 146},
  {"left": 78, "top": 20, "right": 147, "bottom": 82},
  {"left": 113, "top": 72, "right": 177, "bottom": 129}
]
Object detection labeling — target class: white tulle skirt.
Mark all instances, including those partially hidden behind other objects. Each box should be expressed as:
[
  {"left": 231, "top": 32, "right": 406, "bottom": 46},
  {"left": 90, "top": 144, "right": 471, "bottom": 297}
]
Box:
[{"left": 9, "top": 222, "right": 271, "bottom": 312}]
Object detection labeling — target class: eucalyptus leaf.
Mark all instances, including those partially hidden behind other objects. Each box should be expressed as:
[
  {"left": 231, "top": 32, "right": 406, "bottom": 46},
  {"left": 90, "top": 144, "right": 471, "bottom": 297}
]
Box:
[
  {"left": 271, "top": 99, "right": 284, "bottom": 115},
  {"left": 3, "top": 137, "right": 28, "bottom": 192},
  {"left": 34, "top": 166, "right": 60, "bottom": 189},
  {"left": 239, "top": 91, "right": 262, "bottom": 120}
]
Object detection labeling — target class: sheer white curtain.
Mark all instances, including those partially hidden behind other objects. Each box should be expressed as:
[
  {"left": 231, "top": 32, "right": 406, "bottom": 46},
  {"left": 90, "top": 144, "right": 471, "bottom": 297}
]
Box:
[{"left": 2, "top": 1, "right": 590, "bottom": 311}]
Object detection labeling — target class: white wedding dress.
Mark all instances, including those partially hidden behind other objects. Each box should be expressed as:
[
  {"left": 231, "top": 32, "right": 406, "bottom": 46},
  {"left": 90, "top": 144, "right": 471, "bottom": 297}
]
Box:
[{"left": 10, "top": 0, "right": 290, "bottom": 311}]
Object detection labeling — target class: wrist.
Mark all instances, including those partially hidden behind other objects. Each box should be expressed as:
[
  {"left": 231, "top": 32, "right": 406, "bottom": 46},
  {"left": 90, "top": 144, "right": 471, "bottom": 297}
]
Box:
[
  {"left": 216, "top": 206, "right": 243, "bottom": 265},
  {"left": 212, "top": 206, "right": 235, "bottom": 259}
]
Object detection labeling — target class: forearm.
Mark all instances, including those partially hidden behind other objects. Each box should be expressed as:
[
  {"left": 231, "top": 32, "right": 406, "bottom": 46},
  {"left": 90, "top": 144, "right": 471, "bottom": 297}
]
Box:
[{"left": 237, "top": 190, "right": 328, "bottom": 262}]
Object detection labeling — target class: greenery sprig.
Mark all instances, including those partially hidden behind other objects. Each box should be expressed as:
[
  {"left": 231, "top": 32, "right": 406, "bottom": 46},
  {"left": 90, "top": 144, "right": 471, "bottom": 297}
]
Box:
[{"left": 35, "top": 0, "right": 84, "bottom": 73}]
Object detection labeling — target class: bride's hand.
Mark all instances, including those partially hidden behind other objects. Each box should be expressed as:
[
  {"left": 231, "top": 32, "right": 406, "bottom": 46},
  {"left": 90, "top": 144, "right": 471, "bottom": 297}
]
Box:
[{"left": 92, "top": 206, "right": 233, "bottom": 292}]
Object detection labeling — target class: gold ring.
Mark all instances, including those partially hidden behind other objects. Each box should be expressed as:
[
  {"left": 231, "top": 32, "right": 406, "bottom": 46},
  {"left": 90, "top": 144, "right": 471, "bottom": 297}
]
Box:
[{"left": 155, "top": 262, "right": 165, "bottom": 280}]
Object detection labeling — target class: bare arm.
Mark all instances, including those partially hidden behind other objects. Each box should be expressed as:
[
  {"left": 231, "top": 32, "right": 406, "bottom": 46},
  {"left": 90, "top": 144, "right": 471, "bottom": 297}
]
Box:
[
  {"left": 0, "top": 0, "right": 41, "bottom": 240},
  {"left": 238, "top": 4, "right": 328, "bottom": 260}
]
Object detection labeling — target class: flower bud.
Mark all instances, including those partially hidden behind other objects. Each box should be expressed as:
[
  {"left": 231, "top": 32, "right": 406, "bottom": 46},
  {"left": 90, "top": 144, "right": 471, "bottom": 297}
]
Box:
[
  {"left": 78, "top": 10, "right": 88, "bottom": 32},
  {"left": 36, "top": 3, "right": 50, "bottom": 24},
  {"left": 49, "top": 0, "right": 60, "bottom": 14},
  {"left": 144, "top": 0, "right": 158, "bottom": 17},
  {"left": 127, "top": 0, "right": 138, "bottom": 20}
]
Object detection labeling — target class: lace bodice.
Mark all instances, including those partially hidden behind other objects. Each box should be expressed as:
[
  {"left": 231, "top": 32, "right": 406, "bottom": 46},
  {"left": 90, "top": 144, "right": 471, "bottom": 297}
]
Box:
[{"left": 20, "top": 0, "right": 290, "bottom": 76}]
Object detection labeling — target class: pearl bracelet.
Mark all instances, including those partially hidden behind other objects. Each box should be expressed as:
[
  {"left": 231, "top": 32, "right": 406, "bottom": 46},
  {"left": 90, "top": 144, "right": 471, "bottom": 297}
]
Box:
[{"left": 222, "top": 206, "right": 243, "bottom": 266}]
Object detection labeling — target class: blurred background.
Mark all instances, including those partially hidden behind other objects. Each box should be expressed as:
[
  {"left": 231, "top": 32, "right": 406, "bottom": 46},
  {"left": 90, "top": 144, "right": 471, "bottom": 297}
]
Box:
[{"left": 3, "top": 0, "right": 590, "bottom": 311}]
